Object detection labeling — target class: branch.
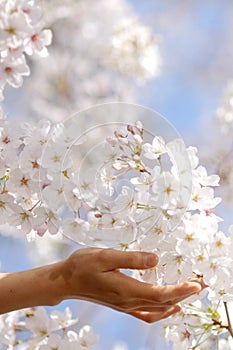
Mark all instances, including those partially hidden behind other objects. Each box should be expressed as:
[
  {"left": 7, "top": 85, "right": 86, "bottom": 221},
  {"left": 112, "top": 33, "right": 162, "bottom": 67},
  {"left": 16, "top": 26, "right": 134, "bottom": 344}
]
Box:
[{"left": 224, "top": 301, "right": 233, "bottom": 338}]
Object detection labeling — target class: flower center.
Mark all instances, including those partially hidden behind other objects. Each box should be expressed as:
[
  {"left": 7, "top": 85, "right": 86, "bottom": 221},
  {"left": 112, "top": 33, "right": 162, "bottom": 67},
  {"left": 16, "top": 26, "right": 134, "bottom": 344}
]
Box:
[
  {"left": 4, "top": 67, "right": 13, "bottom": 74},
  {"left": 21, "top": 177, "right": 29, "bottom": 186},
  {"left": 32, "top": 34, "right": 40, "bottom": 42}
]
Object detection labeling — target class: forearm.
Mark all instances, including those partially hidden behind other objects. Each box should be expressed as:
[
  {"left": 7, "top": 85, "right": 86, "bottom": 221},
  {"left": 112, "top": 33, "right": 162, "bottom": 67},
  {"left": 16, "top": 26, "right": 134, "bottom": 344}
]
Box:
[{"left": 0, "top": 261, "right": 65, "bottom": 314}]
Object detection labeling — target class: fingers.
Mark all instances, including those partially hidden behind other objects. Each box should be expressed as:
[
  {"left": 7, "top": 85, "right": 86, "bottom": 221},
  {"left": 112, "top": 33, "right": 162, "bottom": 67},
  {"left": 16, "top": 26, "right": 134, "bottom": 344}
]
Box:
[
  {"left": 128, "top": 305, "right": 181, "bottom": 323},
  {"left": 189, "top": 277, "right": 207, "bottom": 289},
  {"left": 100, "top": 249, "right": 158, "bottom": 271},
  {"left": 165, "top": 287, "right": 202, "bottom": 305},
  {"left": 127, "top": 279, "right": 202, "bottom": 304},
  {"left": 99, "top": 250, "right": 201, "bottom": 304},
  {"left": 112, "top": 269, "right": 202, "bottom": 304},
  {"left": 153, "top": 281, "right": 202, "bottom": 302}
]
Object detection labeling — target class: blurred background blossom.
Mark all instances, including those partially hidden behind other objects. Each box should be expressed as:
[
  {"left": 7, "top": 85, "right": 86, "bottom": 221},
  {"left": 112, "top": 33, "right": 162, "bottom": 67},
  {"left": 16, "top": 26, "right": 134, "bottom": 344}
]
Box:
[{"left": 3, "top": 0, "right": 160, "bottom": 122}]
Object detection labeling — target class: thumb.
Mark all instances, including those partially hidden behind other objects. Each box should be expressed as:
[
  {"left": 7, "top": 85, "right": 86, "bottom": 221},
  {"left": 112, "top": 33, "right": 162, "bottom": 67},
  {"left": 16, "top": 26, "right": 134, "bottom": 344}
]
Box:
[{"left": 101, "top": 249, "right": 158, "bottom": 270}]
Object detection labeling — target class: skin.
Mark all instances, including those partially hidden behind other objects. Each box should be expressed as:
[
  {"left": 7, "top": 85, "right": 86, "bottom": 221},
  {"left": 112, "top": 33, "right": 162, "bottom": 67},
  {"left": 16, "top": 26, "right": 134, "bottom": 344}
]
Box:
[{"left": 0, "top": 248, "right": 202, "bottom": 322}]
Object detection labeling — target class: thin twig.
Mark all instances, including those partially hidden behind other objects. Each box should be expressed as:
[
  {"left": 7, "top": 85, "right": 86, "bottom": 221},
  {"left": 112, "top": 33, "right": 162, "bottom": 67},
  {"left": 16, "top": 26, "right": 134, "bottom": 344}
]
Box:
[
  {"left": 28, "top": 200, "right": 41, "bottom": 212},
  {"left": 224, "top": 301, "right": 233, "bottom": 338}
]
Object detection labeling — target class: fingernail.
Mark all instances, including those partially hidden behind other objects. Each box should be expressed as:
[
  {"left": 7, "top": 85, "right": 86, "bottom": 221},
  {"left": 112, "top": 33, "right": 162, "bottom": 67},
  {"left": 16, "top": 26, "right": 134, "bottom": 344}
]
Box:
[{"left": 145, "top": 254, "right": 158, "bottom": 267}]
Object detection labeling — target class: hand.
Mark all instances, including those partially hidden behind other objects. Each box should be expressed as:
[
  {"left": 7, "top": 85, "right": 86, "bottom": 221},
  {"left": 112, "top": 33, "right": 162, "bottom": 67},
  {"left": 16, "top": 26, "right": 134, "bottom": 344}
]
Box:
[{"left": 57, "top": 248, "right": 202, "bottom": 323}]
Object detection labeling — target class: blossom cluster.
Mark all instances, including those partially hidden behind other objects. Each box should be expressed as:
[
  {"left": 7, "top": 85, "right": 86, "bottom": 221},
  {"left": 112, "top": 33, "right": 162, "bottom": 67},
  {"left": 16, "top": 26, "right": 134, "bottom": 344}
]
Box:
[
  {"left": 108, "top": 17, "right": 160, "bottom": 78},
  {"left": 0, "top": 306, "right": 98, "bottom": 349},
  {"left": 1, "top": 108, "right": 233, "bottom": 348},
  {"left": 98, "top": 122, "right": 233, "bottom": 349},
  {"left": 0, "top": 0, "right": 52, "bottom": 101},
  {"left": 13, "top": 0, "right": 161, "bottom": 122},
  {"left": 162, "top": 300, "right": 233, "bottom": 350},
  {"left": 100, "top": 123, "right": 233, "bottom": 349},
  {"left": 0, "top": 113, "right": 80, "bottom": 238}
]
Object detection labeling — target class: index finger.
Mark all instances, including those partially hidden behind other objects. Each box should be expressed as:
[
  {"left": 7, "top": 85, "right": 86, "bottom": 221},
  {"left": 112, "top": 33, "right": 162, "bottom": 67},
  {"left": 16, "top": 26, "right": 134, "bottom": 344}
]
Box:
[{"left": 99, "top": 249, "right": 158, "bottom": 271}]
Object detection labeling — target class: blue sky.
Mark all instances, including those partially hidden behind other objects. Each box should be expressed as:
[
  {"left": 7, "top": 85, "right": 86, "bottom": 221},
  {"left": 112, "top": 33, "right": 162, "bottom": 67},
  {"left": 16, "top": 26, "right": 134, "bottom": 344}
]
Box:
[{"left": 129, "top": 0, "right": 232, "bottom": 141}]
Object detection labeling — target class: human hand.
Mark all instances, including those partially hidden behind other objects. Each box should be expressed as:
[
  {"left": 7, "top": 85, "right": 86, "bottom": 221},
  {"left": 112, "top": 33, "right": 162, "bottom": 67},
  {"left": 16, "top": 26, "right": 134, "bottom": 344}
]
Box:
[{"left": 57, "top": 248, "right": 202, "bottom": 323}]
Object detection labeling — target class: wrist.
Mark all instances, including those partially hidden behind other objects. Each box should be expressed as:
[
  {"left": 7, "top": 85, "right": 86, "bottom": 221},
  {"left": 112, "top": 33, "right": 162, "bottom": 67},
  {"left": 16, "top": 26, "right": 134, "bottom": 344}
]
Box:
[
  {"left": 47, "top": 257, "right": 79, "bottom": 305},
  {"left": 41, "top": 261, "right": 68, "bottom": 306},
  {"left": 21, "top": 262, "right": 66, "bottom": 308},
  {"left": 0, "top": 262, "right": 65, "bottom": 314}
]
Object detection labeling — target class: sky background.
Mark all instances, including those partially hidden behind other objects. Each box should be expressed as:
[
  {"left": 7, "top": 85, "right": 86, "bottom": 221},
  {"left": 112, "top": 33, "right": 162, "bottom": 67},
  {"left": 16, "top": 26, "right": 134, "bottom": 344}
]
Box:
[
  {"left": 130, "top": 0, "right": 233, "bottom": 139},
  {"left": 1, "top": 1, "right": 233, "bottom": 349}
]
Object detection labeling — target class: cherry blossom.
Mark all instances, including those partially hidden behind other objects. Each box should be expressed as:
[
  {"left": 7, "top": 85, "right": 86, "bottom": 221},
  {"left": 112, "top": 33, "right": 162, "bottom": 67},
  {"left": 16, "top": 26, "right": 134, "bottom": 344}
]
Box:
[
  {"left": 0, "top": 0, "right": 52, "bottom": 100},
  {"left": 108, "top": 18, "right": 161, "bottom": 78},
  {"left": 143, "top": 136, "right": 166, "bottom": 160},
  {"left": 24, "top": 26, "right": 52, "bottom": 57},
  {"left": 0, "top": 307, "right": 98, "bottom": 350}
]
